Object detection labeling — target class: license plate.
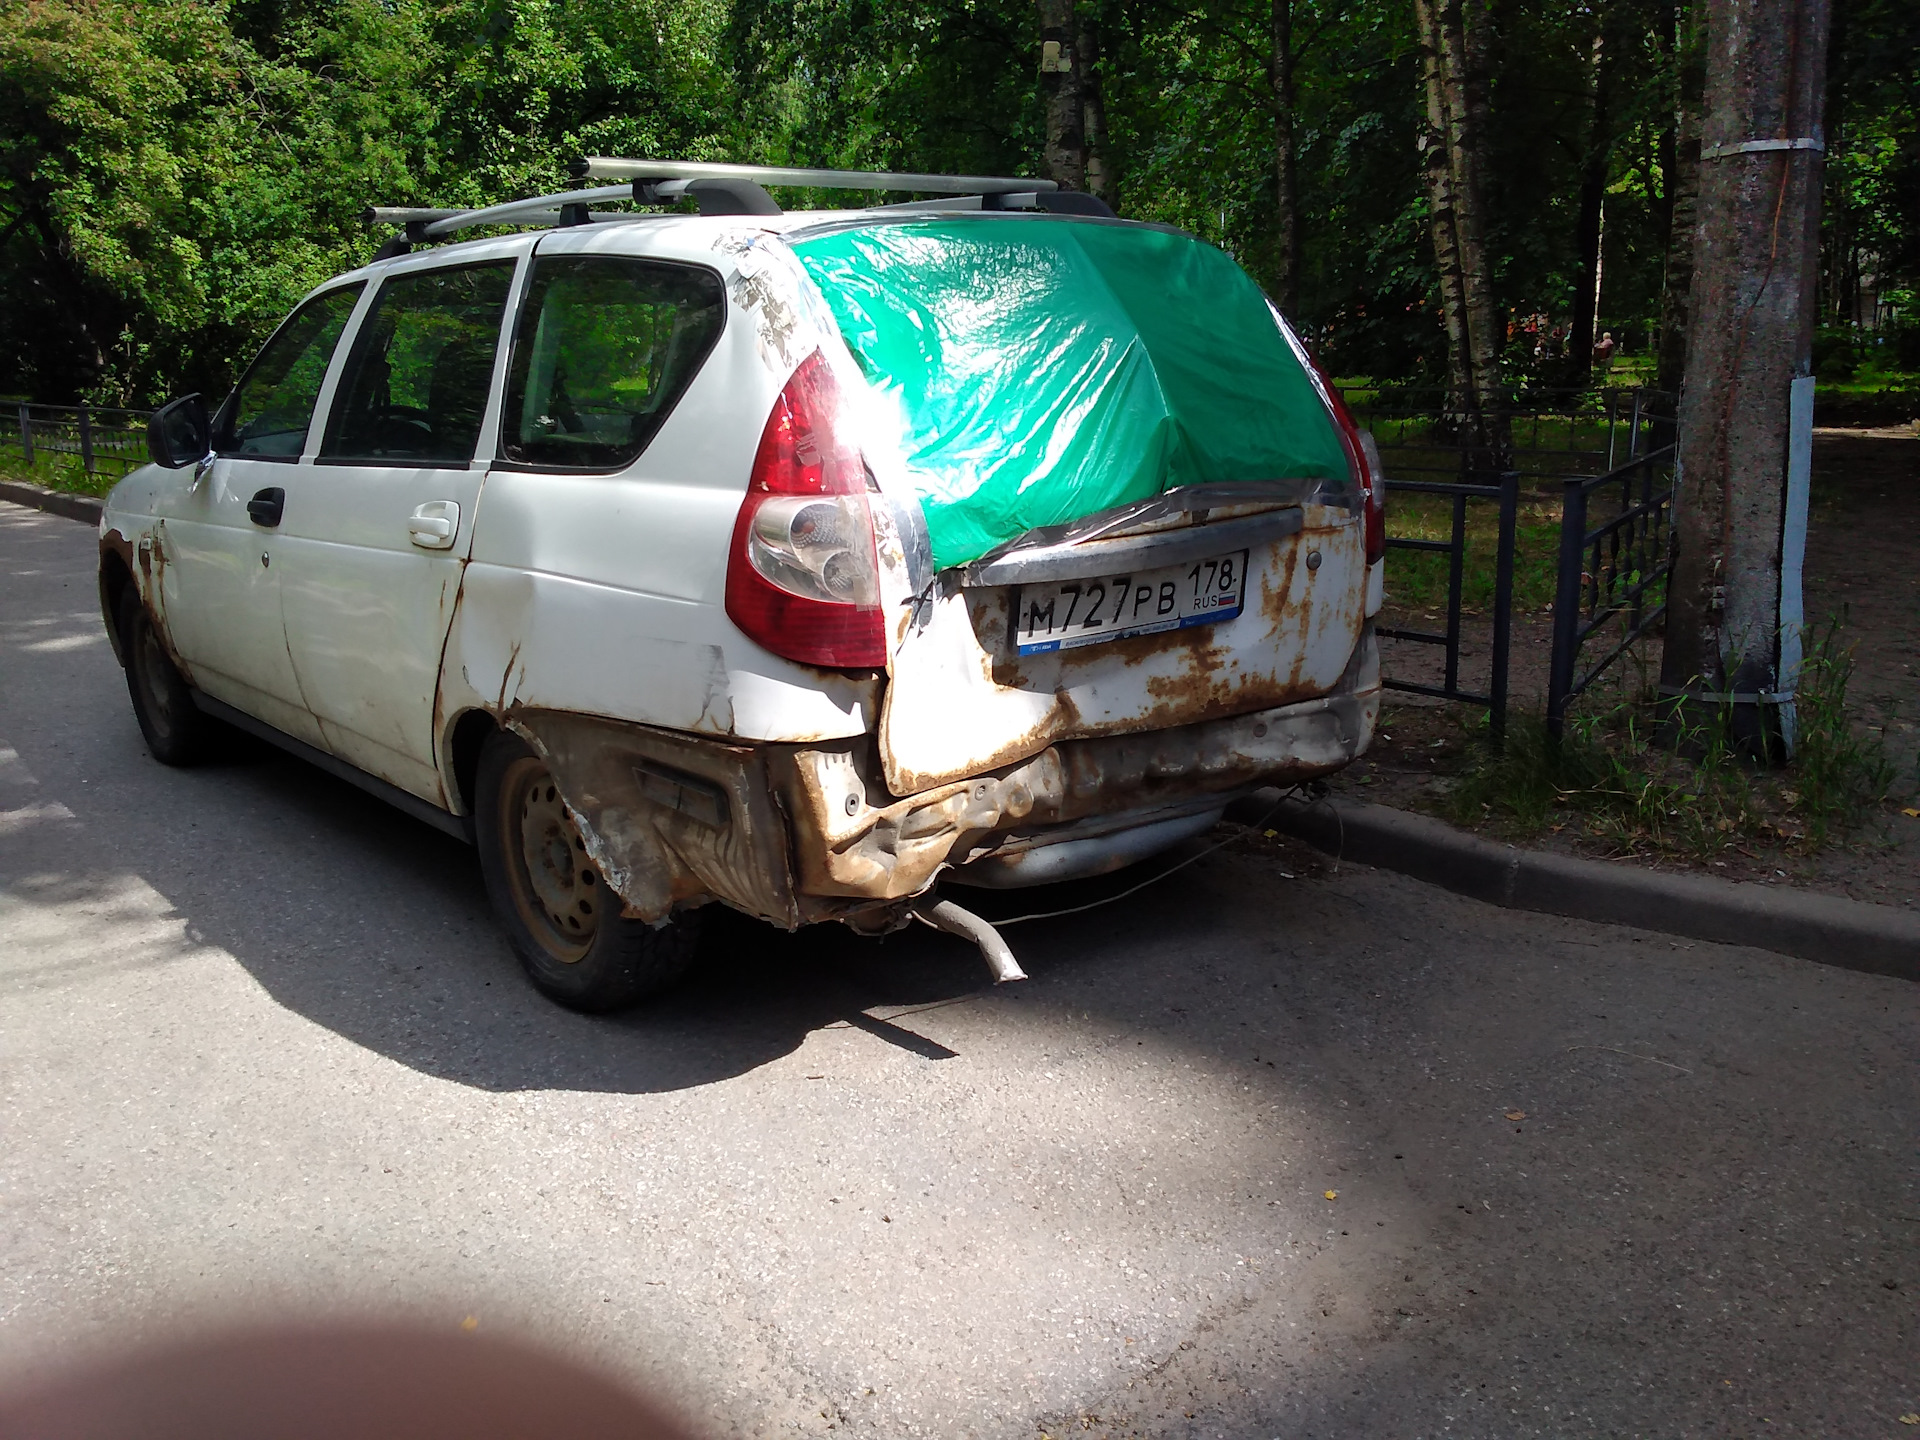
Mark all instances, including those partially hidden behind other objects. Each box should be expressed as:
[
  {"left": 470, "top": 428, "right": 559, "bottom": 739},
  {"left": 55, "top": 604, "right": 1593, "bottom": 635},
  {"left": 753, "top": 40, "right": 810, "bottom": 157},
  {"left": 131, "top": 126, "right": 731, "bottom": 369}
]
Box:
[{"left": 1011, "top": 550, "right": 1249, "bottom": 655}]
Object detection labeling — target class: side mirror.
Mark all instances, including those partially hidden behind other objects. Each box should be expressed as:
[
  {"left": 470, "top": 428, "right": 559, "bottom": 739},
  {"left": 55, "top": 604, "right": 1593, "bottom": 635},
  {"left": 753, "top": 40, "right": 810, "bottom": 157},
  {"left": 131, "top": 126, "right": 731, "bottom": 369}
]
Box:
[{"left": 149, "top": 394, "right": 210, "bottom": 469}]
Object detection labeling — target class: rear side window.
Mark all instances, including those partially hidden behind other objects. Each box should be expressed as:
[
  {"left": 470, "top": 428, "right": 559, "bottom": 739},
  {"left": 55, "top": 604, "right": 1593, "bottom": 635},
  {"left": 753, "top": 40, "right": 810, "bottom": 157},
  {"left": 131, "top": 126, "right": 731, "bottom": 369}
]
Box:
[
  {"left": 499, "top": 256, "right": 725, "bottom": 471},
  {"left": 320, "top": 262, "right": 514, "bottom": 466},
  {"left": 218, "top": 284, "right": 363, "bottom": 459}
]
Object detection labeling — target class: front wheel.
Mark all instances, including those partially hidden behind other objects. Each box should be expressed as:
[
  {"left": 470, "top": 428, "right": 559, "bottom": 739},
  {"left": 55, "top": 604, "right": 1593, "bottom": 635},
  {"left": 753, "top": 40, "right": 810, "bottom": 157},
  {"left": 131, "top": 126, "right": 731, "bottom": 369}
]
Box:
[
  {"left": 117, "top": 587, "right": 213, "bottom": 766},
  {"left": 473, "top": 730, "right": 702, "bottom": 1012}
]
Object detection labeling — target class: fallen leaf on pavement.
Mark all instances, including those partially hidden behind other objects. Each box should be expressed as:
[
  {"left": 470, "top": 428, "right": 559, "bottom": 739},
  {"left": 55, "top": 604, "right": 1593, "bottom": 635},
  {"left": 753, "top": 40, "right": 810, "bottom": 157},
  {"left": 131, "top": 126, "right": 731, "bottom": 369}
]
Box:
[
  {"left": 1505, "top": 1110, "right": 1527, "bottom": 1121},
  {"left": 1898, "top": 1413, "right": 1919, "bottom": 1425},
  {"left": 1324, "top": 1190, "right": 1338, "bottom": 1200},
  {"left": 1902, "top": 808, "right": 1920, "bottom": 819}
]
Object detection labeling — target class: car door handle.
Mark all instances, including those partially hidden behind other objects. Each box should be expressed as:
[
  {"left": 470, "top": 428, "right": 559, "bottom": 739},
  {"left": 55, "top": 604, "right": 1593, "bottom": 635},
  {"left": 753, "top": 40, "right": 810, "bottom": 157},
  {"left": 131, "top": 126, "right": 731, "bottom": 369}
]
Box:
[
  {"left": 246, "top": 487, "right": 285, "bottom": 527},
  {"left": 408, "top": 500, "right": 460, "bottom": 550}
]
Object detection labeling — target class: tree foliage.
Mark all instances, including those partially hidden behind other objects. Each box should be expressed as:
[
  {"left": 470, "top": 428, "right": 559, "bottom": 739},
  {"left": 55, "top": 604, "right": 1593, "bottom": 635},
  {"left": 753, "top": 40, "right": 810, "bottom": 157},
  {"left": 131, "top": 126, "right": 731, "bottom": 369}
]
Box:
[{"left": 0, "top": 0, "right": 1913, "bottom": 405}]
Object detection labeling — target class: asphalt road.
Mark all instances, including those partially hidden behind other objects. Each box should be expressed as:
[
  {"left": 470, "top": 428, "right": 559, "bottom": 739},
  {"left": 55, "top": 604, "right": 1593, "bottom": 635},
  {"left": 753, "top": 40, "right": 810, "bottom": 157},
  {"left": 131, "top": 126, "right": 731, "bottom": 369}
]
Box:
[{"left": 1, "top": 500, "right": 1914, "bottom": 1438}]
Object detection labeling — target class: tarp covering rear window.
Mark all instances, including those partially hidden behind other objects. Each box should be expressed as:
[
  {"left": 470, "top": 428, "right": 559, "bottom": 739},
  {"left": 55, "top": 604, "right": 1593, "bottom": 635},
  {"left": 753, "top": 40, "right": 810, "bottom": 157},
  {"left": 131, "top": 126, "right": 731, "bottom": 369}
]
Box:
[{"left": 788, "top": 217, "right": 1351, "bottom": 572}]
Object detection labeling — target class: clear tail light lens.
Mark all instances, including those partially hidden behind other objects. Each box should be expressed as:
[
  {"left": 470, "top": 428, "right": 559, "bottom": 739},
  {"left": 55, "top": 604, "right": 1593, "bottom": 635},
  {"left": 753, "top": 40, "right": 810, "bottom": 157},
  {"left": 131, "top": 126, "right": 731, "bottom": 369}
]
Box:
[
  {"left": 724, "top": 352, "right": 887, "bottom": 669},
  {"left": 1356, "top": 427, "right": 1386, "bottom": 565}
]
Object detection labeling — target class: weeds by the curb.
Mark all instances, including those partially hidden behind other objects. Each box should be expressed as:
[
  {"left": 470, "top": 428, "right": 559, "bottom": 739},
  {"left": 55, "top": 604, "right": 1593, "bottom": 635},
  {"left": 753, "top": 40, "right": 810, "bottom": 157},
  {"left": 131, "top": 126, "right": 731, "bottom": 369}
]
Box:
[
  {"left": 0, "top": 444, "right": 120, "bottom": 497},
  {"left": 1439, "top": 620, "right": 1901, "bottom": 861}
]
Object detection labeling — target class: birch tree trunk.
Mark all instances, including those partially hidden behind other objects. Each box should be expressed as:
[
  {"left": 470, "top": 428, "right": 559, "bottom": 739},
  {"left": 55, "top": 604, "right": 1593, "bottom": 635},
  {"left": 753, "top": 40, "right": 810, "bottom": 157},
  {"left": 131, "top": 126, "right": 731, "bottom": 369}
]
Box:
[
  {"left": 1570, "top": 27, "right": 1612, "bottom": 383},
  {"left": 1446, "top": 0, "right": 1504, "bottom": 450},
  {"left": 1659, "top": 0, "right": 1832, "bottom": 746},
  {"left": 1414, "top": 0, "right": 1474, "bottom": 422},
  {"left": 1076, "top": 9, "right": 1114, "bottom": 205},
  {"left": 1040, "top": 0, "right": 1087, "bottom": 190},
  {"left": 1415, "top": 0, "right": 1506, "bottom": 465}
]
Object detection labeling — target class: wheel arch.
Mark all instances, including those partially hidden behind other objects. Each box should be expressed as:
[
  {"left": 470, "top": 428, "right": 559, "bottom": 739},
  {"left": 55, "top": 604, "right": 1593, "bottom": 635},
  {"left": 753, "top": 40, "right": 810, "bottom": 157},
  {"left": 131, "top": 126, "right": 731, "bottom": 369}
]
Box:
[
  {"left": 445, "top": 707, "right": 500, "bottom": 817},
  {"left": 98, "top": 542, "right": 135, "bottom": 668}
]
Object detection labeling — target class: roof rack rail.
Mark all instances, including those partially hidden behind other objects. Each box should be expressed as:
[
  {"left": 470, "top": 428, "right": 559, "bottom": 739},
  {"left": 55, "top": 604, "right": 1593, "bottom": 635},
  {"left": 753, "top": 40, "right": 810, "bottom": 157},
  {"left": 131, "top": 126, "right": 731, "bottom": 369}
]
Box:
[
  {"left": 576, "top": 157, "right": 1113, "bottom": 217},
  {"left": 365, "top": 159, "right": 1108, "bottom": 259},
  {"left": 571, "top": 157, "right": 1059, "bottom": 197}
]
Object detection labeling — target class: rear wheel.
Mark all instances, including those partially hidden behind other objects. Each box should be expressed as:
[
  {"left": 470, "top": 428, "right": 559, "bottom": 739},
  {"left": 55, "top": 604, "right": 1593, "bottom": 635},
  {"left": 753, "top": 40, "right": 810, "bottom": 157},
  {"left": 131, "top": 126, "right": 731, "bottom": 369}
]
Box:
[
  {"left": 117, "top": 587, "right": 212, "bottom": 766},
  {"left": 474, "top": 730, "right": 702, "bottom": 1012}
]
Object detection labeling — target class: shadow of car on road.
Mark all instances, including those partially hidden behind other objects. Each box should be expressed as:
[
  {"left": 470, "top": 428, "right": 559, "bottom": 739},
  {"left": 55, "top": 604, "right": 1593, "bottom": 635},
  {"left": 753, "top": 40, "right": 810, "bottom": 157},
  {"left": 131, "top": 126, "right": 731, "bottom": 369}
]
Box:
[{"left": 42, "top": 722, "right": 1237, "bottom": 1095}]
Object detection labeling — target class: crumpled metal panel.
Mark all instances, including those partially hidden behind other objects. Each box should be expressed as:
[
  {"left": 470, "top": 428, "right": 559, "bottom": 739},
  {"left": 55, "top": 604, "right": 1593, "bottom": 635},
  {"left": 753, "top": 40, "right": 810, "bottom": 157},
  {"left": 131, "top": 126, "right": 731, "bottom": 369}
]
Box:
[
  {"left": 509, "top": 629, "right": 1373, "bottom": 925},
  {"left": 512, "top": 708, "right": 799, "bottom": 927},
  {"left": 877, "top": 505, "right": 1366, "bottom": 796},
  {"left": 782, "top": 627, "right": 1378, "bottom": 902}
]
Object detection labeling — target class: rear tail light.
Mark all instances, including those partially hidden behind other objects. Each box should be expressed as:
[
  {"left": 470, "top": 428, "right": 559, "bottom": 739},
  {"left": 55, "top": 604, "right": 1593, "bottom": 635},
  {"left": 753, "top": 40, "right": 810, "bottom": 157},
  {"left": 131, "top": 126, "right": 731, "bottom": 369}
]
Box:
[
  {"left": 725, "top": 352, "right": 887, "bottom": 669},
  {"left": 1321, "top": 380, "right": 1387, "bottom": 565},
  {"left": 1268, "top": 311, "right": 1387, "bottom": 565},
  {"left": 1357, "top": 428, "right": 1387, "bottom": 565}
]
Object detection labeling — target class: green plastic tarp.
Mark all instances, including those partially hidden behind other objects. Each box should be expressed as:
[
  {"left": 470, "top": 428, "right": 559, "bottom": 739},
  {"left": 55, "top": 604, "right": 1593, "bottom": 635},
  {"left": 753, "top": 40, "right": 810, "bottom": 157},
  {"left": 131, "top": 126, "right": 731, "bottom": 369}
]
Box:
[{"left": 787, "top": 217, "right": 1352, "bottom": 572}]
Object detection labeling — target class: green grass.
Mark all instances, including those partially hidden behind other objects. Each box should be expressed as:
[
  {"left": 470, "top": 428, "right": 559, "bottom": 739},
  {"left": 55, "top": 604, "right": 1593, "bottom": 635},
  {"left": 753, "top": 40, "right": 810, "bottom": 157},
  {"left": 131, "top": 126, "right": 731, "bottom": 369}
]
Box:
[
  {"left": 1382, "top": 488, "right": 1563, "bottom": 614},
  {"left": 1439, "top": 620, "right": 1900, "bottom": 860},
  {"left": 0, "top": 440, "right": 125, "bottom": 496}
]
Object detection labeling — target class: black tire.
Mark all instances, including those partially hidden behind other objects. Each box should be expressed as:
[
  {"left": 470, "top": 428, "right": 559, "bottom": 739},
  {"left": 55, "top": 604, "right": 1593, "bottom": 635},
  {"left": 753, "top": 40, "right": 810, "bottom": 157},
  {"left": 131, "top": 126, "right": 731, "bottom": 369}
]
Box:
[
  {"left": 117, "top": 587, "right": 213, "bottom": 766},
  {"left": 473, "top": 730, "right": 702, "bottom": 1012}
]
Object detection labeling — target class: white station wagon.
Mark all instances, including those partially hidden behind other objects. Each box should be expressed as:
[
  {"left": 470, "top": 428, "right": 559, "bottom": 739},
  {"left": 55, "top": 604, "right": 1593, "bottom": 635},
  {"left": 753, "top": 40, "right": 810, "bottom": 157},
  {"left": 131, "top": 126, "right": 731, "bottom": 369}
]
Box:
[{"left": 101, "top": 160, "right": 1385, "bottom": 1011}]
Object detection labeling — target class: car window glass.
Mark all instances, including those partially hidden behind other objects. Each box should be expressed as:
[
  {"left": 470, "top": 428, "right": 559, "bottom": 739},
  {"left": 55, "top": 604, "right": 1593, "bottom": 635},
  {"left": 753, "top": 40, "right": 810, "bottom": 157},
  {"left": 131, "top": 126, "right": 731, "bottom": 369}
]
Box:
[
  {"left": 320, "top": 262, "right": 514, "bottom": 465},
  {"left": 501, "top": 256, "right": 725, "bottom": 470},
  {"left": 221, "top": 285, "right": 363, "bottom": 458}
]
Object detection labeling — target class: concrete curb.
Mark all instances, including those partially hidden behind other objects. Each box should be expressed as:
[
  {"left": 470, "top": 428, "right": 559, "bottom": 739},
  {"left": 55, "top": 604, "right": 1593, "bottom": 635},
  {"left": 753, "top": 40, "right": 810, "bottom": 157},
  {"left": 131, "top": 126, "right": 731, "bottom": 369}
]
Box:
[
  {"left": 0, "top": 480, "right": 103, "bottom": 525},
  {"left": 1230, "top": 790, "right": 1920, "bottom": 982}
]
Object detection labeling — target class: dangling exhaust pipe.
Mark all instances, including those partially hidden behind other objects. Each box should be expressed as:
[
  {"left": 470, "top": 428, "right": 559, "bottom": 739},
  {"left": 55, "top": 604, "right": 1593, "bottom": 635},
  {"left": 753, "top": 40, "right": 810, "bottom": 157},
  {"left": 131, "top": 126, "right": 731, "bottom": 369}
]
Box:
[{"left": 911, "top": 897, "right": 1028, "bottom": 983}]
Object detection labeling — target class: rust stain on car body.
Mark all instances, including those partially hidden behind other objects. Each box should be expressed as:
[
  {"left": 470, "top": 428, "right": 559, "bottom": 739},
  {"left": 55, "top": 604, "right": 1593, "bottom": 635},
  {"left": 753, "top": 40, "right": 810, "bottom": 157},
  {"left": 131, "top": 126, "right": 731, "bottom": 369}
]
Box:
[
  {"left": 99, "top": 526, "right": 194, "bottom": 681},
  {"left": 510, "top": 625, "right": 1377, "bottom": 932},
  {"left": 877, "top": 510, "right": 1366, "bottom": 795}
]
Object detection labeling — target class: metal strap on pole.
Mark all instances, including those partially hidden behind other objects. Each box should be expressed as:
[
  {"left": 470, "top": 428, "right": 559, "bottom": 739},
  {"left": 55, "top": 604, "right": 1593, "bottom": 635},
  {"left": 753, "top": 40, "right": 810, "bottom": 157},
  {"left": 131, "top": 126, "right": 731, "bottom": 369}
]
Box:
[{"left": 1699, "top": 137, "right": 1825, "bottom": 160}]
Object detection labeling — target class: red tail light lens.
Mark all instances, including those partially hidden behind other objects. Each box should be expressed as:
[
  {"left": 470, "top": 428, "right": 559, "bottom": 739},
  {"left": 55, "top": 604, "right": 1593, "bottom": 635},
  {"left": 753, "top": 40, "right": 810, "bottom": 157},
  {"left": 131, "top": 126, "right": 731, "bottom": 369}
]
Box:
[
  {"left": 1322, "top": 382, "right": 1386, "bottom": 565},
  {"left": 724, "top": 352, "right": 887, "bottom": 669}
]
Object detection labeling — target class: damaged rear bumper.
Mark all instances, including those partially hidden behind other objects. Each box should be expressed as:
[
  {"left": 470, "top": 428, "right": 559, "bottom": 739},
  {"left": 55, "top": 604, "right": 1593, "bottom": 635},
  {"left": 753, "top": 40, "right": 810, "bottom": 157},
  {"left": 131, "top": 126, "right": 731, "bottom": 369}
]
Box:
[{"left": 512, "top": 628, "right": 1378, "bottom": 929}]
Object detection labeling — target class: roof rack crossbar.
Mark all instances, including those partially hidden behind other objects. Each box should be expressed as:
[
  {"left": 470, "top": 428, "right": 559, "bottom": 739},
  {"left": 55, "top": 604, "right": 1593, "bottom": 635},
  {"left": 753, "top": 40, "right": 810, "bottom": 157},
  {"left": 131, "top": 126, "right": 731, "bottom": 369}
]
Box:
[{"left": 573, "top": 157, "right": 1058, "bottom": 196}]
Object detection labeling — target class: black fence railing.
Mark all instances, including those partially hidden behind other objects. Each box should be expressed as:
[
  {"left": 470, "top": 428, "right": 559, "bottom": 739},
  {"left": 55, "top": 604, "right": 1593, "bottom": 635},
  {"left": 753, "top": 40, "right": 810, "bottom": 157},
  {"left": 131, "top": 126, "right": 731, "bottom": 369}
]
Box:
[
  {"left": 1338, "top": 385, "right": 1676, "bottom": 485},
  {"left": 9, "top": 402, "right": 153, "bottom": 479},
  {"left": 1377, "top": 469, "right": 1518, "bottom": 741},
  {"left": 1546, "top": 442, "right": 1678, "bottom": 737}
]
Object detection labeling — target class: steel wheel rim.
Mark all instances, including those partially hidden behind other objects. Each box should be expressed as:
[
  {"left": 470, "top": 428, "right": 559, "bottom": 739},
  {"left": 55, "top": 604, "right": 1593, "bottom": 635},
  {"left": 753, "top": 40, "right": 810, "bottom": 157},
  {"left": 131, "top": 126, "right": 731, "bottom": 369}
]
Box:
[
  {"left": 134, "top": 624, "right": 178, "bottom": 743},
  {"left": 499, "top": 755, "right": 600, "bottom": 963}
]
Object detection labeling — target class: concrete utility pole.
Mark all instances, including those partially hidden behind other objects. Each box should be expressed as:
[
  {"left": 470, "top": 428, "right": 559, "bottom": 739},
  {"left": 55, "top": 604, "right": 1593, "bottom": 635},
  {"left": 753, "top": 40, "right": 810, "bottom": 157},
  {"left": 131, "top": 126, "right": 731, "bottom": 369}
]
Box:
[{"left": 1660, "top": 0, "right": 1831, "bottom": 753}]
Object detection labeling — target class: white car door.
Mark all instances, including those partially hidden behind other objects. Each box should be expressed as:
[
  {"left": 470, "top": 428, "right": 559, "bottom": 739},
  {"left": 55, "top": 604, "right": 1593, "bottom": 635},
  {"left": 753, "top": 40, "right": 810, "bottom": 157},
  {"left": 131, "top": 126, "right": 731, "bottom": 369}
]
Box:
[
  {"left": 155, "top": 283, "right": 364, "bottom": 747},
  {"left": 273, "top": 253, "right": 519, "bottom": 805}
]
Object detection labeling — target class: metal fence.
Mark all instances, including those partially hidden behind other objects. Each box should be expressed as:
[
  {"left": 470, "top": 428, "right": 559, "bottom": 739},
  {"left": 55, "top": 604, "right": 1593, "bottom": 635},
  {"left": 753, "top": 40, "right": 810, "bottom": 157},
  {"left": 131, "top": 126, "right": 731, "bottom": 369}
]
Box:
[
  {"left": 1339, "top": 385, "right": 1676, "bottom": 485},
  {"left": 9, "top": 402, "right": 153, "bottom": 479},
  {"left": 1545, "top": 442, "right": 1678, "bottom": 737},
  {"left": 1376, "top": 470, "right": 1518, "bottom": 741}
]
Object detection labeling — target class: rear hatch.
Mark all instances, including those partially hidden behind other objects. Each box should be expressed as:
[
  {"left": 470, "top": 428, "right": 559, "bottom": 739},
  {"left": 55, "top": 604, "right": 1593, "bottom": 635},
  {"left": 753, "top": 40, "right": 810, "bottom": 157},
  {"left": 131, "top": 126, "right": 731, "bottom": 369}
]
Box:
[{"left": 786, "top": 216, "right": 1370, "bottom": 795}]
